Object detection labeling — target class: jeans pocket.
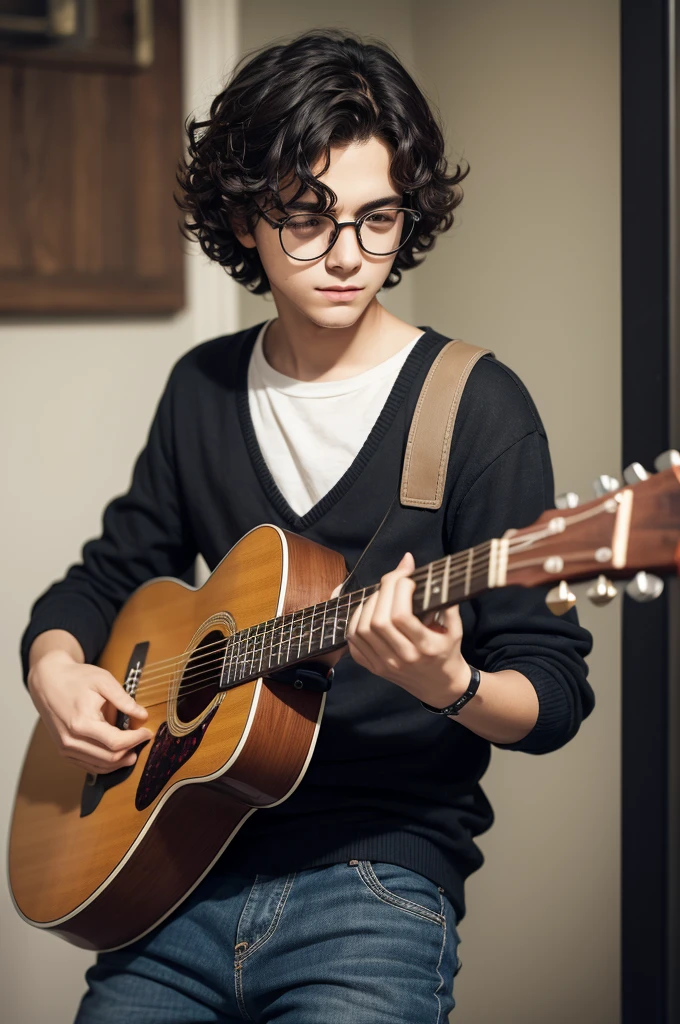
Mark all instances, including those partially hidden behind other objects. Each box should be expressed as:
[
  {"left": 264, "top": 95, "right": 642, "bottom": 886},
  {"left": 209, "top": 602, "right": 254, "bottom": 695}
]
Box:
[{"left": 352, "top": 860, "right": 447, "bottom": 927}]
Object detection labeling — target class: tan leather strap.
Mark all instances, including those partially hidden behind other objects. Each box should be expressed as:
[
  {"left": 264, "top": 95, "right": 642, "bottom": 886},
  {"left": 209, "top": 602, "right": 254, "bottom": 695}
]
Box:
[{"left": 400, "top": 340, "right": 494, "bottom": 509}]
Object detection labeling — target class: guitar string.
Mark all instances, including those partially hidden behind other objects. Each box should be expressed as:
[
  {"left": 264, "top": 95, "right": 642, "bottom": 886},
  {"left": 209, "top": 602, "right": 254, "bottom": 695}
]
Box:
[
  {"left": 128, "top": 543, "right": 493, "bottom": 685},
  {"left": 133, "top": 543, "right": 568, "bottom": 710},
  {"left": 132, "top": 543, "right": 494, "bottom": 685},
  {"left": 133, "top": 553, "right": 498, "bottom": 706},
  {"left": 139, "top": 527, "right": 594, "bottom": 706},
  {"left": 133, "top": 547, "right": 528, "bottom": 708},
  {"left": 128, "top": 509, "right": 591, "bottom": 704},
  {"left": 136, "top": 568, "right": 496, "bottom": 705},
  {"left": 109, "top": 502, "right": 614, "bottom": 710}
]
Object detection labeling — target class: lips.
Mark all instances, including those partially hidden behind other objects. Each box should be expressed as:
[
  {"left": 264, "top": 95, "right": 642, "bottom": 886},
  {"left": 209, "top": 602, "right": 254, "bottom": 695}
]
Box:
[{"left": 318, "top": 287, "right": 363, "bottom": 302}]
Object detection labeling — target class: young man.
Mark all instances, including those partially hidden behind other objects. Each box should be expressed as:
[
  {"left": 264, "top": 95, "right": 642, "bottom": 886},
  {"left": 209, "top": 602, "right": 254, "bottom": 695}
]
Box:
[{"left": 22, "top": 29, "right": 593, "bottom": 1023}]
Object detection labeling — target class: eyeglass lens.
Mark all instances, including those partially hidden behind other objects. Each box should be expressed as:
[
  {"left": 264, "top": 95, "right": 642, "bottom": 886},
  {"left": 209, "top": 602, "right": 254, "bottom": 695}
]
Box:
[{"left": 280, "top": 209, "right": 415, "bottom": 260}]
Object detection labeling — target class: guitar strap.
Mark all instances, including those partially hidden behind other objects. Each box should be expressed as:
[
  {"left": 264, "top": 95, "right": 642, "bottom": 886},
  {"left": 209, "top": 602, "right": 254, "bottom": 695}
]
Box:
[
  {"left": 339, "top": 339, "right": 493, "bottom": 597},
  {"left": 400, "top": 339, "right": 494, "bottom": 508}
]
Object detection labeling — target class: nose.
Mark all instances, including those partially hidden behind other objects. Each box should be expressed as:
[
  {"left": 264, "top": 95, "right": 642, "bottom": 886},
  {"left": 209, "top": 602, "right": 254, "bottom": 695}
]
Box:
[{"left": 325, "top": 222, "right": 363, "bottom": 273}]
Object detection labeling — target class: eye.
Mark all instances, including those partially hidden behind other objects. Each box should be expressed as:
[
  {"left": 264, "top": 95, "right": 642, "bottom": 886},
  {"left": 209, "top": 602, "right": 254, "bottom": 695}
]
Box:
[
  {"left": 364, "top": 210, "right": 399, "bottom": 225},
  {"left": 286, "top": 216, "right": 327, "bottom": 232}
]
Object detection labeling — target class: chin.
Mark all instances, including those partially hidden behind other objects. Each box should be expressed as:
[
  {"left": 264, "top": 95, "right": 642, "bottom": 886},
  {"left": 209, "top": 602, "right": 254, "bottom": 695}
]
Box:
[
  {"left": 302, "top": 300, "right": 372, "bottom": 329},
  {"left": 310, "top": 314, "right": 361, "bottom": 331}
]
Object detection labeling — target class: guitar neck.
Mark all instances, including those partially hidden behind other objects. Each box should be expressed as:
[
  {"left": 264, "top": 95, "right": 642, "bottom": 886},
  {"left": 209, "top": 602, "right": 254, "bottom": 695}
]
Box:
[{"left": 220, "top": 540, "right": 496, "bottom": 688}]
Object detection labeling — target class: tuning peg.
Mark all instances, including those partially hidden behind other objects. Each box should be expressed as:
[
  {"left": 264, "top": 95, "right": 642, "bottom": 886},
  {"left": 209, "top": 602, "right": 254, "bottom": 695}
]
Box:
[
  {"left": 593, "top": 475, "right": 620, "bottom": 496},
  {"left": 586, "top": 575, "right": 618, "bottom": 606},
  {"left": 546, "top": 580, "right": 577, "bottom": 616},
  {"left": 625, "top": 571, "right": 665, "bottom": 602},
  {"left": 623, "top": 462, "right": 650, "bottom": 485},
  {"left": 555, "top": 492, "right": 579, "bottom": 509},
  {"left": 653, "top": 450, "right": 680, "bottom": 472}
]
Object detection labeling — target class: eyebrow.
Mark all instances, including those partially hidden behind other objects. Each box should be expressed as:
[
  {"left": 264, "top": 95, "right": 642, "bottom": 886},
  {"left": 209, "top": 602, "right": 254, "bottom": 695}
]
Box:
[{"left": 285, "top": 194, "right": 403, "bottom": 216}]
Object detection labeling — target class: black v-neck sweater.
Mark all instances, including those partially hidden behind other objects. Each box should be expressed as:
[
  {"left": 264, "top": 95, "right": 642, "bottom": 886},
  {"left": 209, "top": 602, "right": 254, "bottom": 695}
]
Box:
[{"left": 20, "top": 322, "right": 594, "bottom": 921}]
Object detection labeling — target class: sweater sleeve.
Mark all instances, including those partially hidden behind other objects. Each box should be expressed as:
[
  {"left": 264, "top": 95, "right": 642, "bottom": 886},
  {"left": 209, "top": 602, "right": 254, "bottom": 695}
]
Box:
[
  {"left": 20, "top": 360, "right": 198, "bottom": 684},
  {"left": 447, "top": 429, "right": 595, "bottom": 755}
]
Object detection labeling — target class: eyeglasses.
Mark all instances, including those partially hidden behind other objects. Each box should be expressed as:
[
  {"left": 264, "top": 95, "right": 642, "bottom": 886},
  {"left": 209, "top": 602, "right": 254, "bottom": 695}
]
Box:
[{"left": 255, "top": 202, "right": 421, "bottom": 261}]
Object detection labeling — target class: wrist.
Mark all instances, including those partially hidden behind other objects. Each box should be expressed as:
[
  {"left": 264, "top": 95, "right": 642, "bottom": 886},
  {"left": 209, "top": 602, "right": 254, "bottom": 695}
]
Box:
[
  {"left": 28, "top": 630, "right": 84, "bottom": 672},
  {"left": 421, "top": 662, "right": 482, "bottom": 716},
  {"left": 423, "top": 656, "right": 470, "bottom": 707},
  {"left": 28, "top": 648, "right": 78, "bottom": 691}
]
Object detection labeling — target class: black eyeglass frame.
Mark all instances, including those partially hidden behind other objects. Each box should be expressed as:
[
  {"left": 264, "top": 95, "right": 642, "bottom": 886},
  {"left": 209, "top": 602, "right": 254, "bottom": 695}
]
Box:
[{"left": 254, "top": 202, "right": 422, "bottom": 261}]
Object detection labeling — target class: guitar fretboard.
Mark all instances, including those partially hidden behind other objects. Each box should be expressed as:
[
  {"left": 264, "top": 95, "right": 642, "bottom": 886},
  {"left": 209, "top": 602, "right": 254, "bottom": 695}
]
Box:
[{"left": 219, "top": 540, "right": 494, "bottom": 687}]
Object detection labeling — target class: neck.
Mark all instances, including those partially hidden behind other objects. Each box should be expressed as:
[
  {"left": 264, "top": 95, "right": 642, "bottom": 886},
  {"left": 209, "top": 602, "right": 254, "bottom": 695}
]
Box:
[{"left": 263, "top": 296, "right": 420, "bottom": 381}]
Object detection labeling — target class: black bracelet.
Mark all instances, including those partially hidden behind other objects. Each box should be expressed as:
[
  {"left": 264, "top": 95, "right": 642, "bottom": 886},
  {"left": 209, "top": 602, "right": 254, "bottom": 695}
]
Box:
[{"left": 420, "top": 665, "right": 481, "bottom": 716}]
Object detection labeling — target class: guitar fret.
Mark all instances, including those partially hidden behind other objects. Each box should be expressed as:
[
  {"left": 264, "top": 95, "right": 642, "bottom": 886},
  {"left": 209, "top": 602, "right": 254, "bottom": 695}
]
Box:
[
  {"left": 232, "top": 630, "right": 243, "bottom": 681},
  {"left": 242, "top": 625, "right": 251, "bottom": 678},
  {"left": 339, "top": 593, "right": 352, "bottom": 639},
  {"left": 286, "top": 615, "right": 293, "bottom": 660},
  {"left": 299, "top": 611, "right": 307, "bottom": 656},
  {"left": 320, "top": 601, "right": 328, "bottom": 650},
  {"left": 274, "top": 614, "right": 285, "bottom": 667},
  {"left": 267, "top": 620, "right": 274, "bottom": 666},
  {"left": 442, "top": 556, "right": 450, "bottom": 604},
  {"left": 255, "top": 621, "right": 265, "bottom": 675},
  {"left": 242, "top": 626, "right": 252, "bottom": 678},
  {"left": 310, "top": 605, "right": 319, "bottom": 653},
  {"left": 308, "top": 604, "right": 316, "bottom": 654},
  {"left": 465, "top": 548, "right": 474, "bottom": 596},
  {"left": 249, "top": 625, "right": 258, "bottom": 676},
  {"left": 223, "top": 635, "right": 233, "bottom": 686},
  {"left": 423, "top": 563, "right": 433, "bottom": 610},
  {"left": 429, "top": 563, "right": 443, "bottom": 607}
]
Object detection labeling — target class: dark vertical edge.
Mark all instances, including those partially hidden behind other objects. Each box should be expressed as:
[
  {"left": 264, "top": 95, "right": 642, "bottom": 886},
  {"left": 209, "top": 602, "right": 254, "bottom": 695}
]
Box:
[
  {"left": 669, "top": 8, "right": 680, "bottom": 1020},
  {"left": 621, "top": 1, "right": 676, "bottom": 1022}
]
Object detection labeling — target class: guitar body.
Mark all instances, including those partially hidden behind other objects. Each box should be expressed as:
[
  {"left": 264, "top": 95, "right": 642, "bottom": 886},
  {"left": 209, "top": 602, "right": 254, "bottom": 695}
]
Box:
[{"left": 8, "top": 525, "right": 346, "bottom": 951}]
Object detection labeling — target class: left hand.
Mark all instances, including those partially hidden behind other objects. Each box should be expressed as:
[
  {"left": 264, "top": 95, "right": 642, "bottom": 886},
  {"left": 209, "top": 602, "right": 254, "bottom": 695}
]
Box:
[{"left": 338, "top": 551, "right": 471, "bottom": 709}]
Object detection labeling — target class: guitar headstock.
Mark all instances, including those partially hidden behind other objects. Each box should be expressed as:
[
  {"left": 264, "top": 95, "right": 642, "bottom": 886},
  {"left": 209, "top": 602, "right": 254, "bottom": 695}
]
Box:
[{"left": 504, "top": 453, "right": 680, "bottom": 612}]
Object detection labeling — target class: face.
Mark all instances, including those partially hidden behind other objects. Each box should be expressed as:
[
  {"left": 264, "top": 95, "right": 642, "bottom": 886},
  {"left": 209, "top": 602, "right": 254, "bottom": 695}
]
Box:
[{"left": 235, "top": 137, "right": 405, "bottom": 328}]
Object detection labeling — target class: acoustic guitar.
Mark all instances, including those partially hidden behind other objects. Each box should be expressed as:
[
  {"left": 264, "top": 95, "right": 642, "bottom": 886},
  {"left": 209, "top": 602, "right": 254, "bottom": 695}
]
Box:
[{"left": 8, "top": 459, "right": 680, "bottom": 951}]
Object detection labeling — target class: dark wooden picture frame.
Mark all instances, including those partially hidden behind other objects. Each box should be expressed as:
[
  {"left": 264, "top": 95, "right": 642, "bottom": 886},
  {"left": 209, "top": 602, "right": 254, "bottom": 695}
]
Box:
[{"left": 0, "top": 0, "right": 184, "bottom": 315}]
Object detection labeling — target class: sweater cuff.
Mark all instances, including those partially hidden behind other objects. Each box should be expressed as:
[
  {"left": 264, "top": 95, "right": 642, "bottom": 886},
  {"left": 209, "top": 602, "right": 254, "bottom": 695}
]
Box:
[
  {"left": 20, "top": 596, "right": 111, "bottom": 686},
  {"left": 489, "top": 659, "right": 573, "bottom": 754}
]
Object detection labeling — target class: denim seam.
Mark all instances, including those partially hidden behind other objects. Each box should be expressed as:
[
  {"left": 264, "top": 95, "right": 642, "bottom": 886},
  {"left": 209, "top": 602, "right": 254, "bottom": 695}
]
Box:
[
  {"left": 236, "top": 872, "right": 261, "bottom": 947},
  {"left": 355, "top": 861, "right": 446, "bottom": 927},
  {"left": 434, "top": 889, "right": 447, "bottom": 1024},
  {"left": 234, "top": 965, "right": 253, "bottom": 1023},
  {"left": 238, "top": 872, "right": 297, "bottom": 963}
]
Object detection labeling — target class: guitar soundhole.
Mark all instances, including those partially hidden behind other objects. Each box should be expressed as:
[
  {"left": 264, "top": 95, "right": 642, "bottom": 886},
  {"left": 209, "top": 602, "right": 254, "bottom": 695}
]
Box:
[{"left": 176, "top": 629, "right": 227, "bottom": 724}]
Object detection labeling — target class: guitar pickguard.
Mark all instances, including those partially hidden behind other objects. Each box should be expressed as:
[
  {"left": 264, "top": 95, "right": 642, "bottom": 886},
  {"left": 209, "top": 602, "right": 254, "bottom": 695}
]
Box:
[{"left": 135, "top": 708, "right": 218, "bottom": 811}]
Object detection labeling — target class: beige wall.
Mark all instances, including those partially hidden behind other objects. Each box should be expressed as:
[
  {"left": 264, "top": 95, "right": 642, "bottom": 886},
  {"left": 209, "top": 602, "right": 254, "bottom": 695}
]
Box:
[
  {"left": 411, "top": 2, "right": 621, "bottom": 1021},
  {"left": 2, "top": 2, "right": 621, "bottom": 1021}
]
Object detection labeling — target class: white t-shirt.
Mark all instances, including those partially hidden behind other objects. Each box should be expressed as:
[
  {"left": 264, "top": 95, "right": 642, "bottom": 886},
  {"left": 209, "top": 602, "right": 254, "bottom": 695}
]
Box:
[{"left": 247, "top": 319, "right": 423, "bottom": 516}]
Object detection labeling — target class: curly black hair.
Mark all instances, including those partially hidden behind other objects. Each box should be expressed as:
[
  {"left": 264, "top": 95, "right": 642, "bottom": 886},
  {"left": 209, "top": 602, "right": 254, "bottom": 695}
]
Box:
[{"left": 177, "top": 28, "right": 468, "bottom": 294}]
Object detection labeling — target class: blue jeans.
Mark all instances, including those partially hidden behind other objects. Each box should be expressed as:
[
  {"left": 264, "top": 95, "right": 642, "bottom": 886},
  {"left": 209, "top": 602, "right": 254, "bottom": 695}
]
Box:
[{"left": 75, "top": 860, "right": 461, "bottom": 1023}]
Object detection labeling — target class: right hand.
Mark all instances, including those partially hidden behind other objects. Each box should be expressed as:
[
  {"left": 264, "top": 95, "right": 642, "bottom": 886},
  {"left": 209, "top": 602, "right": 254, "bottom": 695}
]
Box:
[{"left": 27, "top": 650, "right": 153, "bottom": 775}]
